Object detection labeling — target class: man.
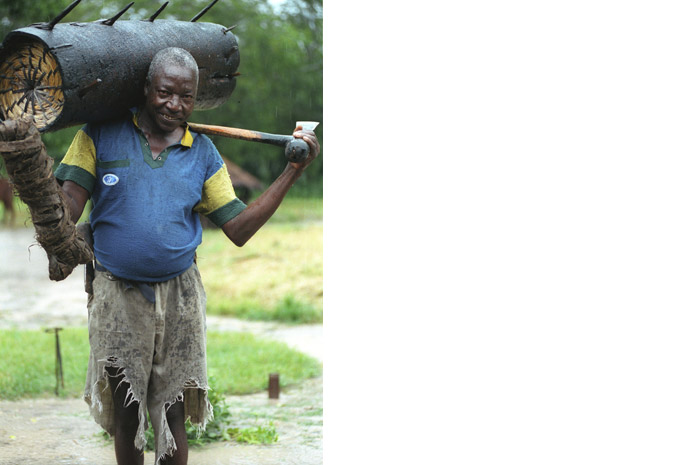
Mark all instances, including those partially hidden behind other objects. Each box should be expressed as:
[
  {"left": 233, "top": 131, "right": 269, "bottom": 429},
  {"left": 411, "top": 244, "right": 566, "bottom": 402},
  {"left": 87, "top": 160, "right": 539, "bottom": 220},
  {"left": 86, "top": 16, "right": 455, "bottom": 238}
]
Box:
[
  {"left": 54, "top": 47, "right": 320, "bottom": 465},
  {"left": 0, "top": 177, "right": 14, "bottom": 226}
]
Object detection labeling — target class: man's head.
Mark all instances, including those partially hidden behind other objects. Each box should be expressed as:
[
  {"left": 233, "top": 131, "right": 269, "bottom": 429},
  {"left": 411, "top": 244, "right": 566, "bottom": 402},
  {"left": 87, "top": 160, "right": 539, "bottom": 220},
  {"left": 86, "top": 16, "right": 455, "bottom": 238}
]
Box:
[{"left": 143, "top": 47, "right": 199, "bottom": 134}]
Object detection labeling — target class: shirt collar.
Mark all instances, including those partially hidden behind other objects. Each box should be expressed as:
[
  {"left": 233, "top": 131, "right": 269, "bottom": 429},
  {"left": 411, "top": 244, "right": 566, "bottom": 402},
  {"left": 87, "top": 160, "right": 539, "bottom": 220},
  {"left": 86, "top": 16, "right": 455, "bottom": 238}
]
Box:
[{"left": 130, "top": 107, "right": 195, "bottom": 148}]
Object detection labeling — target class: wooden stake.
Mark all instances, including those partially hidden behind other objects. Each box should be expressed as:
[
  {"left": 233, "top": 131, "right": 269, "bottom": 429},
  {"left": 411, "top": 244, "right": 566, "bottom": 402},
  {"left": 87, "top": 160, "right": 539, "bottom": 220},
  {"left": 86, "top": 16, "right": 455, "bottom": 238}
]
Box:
[{"left": 268, "top": 373, "right": 280, "bottom": 399}]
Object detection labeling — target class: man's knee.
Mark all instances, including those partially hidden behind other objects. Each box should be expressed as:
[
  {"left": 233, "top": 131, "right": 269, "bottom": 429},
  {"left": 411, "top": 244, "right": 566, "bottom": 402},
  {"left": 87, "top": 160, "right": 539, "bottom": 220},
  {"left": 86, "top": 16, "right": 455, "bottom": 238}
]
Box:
[
  {"left": 114, "top": 413, "right": 140, "bottom": 436},
  {"left": 165, "top": 400, "right": 185, "bottom": 423}
]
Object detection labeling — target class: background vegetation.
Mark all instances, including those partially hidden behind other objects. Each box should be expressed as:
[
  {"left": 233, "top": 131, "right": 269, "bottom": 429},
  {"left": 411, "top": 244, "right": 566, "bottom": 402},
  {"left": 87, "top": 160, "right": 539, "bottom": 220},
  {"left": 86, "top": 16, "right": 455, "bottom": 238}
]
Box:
[
  {"left": 199, "top": 198, "right": 322, "bottom": 323},
  {"left": 0, "top": 0, "right": 323, "bottom": 194},
  {"left": 0, "top": 327, "right": 322, "bottom": 400}
]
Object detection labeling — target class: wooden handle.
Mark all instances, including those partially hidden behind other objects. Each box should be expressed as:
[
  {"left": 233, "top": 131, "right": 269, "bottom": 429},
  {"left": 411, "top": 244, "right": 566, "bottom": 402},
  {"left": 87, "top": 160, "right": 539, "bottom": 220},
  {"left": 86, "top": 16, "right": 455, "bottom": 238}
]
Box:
[
  {"left": 187, "top": 122, "right": 292, "bottom": 148},
  {"left": 188, "top": 122, "right": 309, "bottom": 163}
]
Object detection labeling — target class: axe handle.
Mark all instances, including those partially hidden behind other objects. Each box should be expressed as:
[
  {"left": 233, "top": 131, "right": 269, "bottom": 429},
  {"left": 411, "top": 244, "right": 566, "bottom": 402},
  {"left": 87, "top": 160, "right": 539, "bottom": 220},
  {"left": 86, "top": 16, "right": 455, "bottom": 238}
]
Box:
[{"left": 187, "top": 122, "right": 293, "bottom": 148}]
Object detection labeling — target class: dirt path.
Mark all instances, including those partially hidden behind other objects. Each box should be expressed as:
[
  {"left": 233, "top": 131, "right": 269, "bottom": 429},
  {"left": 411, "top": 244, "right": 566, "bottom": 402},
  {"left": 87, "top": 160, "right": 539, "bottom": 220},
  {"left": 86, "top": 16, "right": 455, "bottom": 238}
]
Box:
[{"left": 0, "top": 227, "right": 323, "bottom": 465}]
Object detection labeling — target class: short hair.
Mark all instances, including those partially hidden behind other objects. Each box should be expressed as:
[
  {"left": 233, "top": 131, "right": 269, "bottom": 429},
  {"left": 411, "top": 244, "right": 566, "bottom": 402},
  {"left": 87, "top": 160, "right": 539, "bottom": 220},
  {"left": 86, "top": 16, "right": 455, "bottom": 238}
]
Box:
[{"left": 146, "top": 47, "right": 199, "bottom": 87}]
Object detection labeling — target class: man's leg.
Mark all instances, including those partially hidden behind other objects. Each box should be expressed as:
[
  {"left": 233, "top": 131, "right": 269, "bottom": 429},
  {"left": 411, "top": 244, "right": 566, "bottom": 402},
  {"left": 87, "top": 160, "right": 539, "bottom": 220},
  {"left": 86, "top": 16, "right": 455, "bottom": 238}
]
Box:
[
  {"left": 107, "top": 367, "right": 144, "bottom": 465},
  {"left": 159, "top": 400, "right": 188, "bottom": 465}
]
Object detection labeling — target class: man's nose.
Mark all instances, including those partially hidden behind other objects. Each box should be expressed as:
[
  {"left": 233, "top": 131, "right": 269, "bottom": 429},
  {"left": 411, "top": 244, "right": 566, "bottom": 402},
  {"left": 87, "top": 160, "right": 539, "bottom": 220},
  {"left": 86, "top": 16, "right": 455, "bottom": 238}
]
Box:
[{"left": 166, "top": 95, "right": 181, "bottom": 111}]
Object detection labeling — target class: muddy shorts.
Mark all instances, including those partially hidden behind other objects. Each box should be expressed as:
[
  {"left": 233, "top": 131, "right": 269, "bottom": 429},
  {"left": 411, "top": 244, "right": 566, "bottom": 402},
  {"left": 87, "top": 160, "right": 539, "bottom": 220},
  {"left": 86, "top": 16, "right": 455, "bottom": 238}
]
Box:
[{"left": 83, "top": 262, "right": 213, "bottom": 463}]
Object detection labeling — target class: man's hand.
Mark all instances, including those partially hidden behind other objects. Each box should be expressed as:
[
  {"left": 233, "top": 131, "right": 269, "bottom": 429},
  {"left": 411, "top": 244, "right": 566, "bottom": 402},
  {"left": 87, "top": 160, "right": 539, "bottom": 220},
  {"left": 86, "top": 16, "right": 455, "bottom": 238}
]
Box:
[
  {"left": 222, "top": 126, "right": 320, "bottom": 247},
  {"left": 288, "top": 125, "right": 320, "bottom": 170}
]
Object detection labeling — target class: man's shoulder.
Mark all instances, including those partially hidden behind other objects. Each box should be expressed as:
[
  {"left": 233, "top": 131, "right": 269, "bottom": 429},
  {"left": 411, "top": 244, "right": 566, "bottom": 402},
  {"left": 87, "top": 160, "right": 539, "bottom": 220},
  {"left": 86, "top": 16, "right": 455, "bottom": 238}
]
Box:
[
  {"left": 84, "top": 111, "right": 134, "bottom": 139},
  {"left": 189, "top": 130, "right": 221, "bottom": 158},
  {"left": 190, "top": 130, "right": 214, "bottom": 148}
]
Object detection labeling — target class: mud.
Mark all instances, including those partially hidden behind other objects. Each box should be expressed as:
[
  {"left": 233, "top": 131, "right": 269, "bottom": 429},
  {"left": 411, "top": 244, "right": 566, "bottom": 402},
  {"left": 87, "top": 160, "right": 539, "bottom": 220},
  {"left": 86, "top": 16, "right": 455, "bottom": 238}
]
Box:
[{"left": 0, "top": 226, "right": 323, "bottom": 464}]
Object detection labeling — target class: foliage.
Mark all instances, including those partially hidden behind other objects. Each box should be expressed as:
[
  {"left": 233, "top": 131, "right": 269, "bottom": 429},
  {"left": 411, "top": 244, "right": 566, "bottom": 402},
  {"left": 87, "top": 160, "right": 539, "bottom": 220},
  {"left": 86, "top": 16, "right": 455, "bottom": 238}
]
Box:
[
  {"left": 0, "top": 328, "right": 321, "bottom": 400},
  {"left": 139, "top": 376, "right": 278, "bottom": 450},
  {"left": 228, "top": 422, "right": 279, "bottom": 444},
  {"left": 0, "top": 0, "right": 323, "bottom": 192}
]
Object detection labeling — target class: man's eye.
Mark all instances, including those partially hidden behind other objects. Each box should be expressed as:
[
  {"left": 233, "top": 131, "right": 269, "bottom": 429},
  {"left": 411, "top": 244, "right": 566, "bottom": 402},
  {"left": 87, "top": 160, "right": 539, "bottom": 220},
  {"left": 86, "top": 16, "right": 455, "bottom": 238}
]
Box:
[{"left": 158, "top": 91, "right": 170, "bottom": 97}]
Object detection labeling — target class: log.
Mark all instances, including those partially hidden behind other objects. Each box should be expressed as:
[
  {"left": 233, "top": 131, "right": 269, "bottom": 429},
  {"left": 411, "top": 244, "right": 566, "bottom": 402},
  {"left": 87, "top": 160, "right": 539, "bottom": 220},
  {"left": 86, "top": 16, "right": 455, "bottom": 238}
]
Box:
[{"left": 0, "top": 17, "right": 240, "bottom": 132}]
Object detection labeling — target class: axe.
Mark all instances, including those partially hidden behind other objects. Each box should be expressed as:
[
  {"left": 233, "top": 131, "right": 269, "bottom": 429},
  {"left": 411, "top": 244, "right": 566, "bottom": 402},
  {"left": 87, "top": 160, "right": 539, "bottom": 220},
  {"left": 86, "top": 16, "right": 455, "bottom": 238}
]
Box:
[{"left": 187, "top": 121, "right": 319, "bottom": 163}]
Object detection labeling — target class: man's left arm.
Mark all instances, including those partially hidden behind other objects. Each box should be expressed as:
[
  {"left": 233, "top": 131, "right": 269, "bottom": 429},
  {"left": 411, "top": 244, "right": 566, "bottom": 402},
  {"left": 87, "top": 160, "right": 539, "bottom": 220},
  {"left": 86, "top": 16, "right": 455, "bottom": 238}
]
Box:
[{"left": 221, "top": 126, "right": 320, "bottom": 246}]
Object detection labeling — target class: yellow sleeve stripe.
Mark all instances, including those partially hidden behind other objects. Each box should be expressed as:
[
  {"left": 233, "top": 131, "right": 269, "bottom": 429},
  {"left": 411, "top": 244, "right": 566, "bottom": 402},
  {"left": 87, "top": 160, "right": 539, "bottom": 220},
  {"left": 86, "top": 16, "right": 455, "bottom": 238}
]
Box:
[
  {"left": 194, "top": 164, "right": 238, "bottom": 215},
  {"left": 62, "top": 128, "right": 97, "bottom": 178}
]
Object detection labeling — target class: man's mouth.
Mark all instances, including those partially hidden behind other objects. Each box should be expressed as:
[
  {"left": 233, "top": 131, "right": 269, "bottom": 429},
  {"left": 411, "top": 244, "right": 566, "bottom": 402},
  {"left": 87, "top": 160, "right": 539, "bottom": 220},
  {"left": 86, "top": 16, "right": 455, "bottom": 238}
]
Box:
[{"left": 160, "top": 113, "right": 179, "bottom": 122}]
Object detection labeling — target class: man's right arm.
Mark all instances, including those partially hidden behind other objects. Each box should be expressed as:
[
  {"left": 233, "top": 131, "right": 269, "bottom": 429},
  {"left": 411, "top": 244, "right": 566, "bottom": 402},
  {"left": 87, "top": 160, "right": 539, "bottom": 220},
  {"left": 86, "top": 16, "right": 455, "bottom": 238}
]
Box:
[
  {"left": 55, "top": 125, "right": 96, "bottom": 223},
  {"left": 62, "top": 180, "right": 89, "bottom": 224}
]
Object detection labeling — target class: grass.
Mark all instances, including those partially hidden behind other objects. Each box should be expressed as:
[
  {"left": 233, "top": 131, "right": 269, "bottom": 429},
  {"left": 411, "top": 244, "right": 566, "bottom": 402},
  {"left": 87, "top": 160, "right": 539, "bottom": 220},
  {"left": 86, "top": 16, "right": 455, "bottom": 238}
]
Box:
[
  {"left": 206, "top": 332, "right": 321, "bottom": 393},
  {"left": 0, "top": 328, "right": 322, "bottom": 400},
  {"left": 0, "top": 328, "right": 90, "bottom": 399},
  {"left": 198, "top": 218, "right": 323, "bottom": 324},
  {"left": 265, "top": 197, "right": 323, "bottom": 223}
]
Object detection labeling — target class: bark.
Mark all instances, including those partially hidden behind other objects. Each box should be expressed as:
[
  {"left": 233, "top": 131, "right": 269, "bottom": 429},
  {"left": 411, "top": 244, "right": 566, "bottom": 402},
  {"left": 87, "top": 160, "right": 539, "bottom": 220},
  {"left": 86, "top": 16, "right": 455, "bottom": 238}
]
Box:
[{"left": 0, "top": 117, "right": 93, "bottom": 280}]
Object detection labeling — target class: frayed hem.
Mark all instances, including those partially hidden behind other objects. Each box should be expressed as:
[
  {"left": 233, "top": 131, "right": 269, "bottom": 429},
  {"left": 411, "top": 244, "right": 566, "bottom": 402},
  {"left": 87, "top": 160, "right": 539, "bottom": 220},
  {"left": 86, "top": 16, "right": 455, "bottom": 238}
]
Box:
[
  {"left": 154, "top": 380, "right": 213, "bottom": 464},
  {"left": 83, "top": 356, "right": 148, "bottom": 451}
]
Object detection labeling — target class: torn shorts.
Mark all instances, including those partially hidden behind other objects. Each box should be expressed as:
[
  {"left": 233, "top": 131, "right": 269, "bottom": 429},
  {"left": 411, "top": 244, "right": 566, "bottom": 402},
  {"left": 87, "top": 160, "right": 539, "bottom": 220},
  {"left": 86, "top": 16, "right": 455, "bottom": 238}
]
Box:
[{"left": 83, "top": 262, "right": 213, "bottom": 464}]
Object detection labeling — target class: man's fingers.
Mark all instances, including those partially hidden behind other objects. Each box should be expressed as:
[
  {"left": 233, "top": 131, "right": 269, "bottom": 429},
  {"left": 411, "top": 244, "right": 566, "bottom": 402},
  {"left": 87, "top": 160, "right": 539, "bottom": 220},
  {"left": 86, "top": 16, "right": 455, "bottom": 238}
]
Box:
[
  {"left": 305, "top": 136, "right": 319, "bottom": 155},
  {"left": 291, "top": 129, "right": 319, "bottom": 155}
]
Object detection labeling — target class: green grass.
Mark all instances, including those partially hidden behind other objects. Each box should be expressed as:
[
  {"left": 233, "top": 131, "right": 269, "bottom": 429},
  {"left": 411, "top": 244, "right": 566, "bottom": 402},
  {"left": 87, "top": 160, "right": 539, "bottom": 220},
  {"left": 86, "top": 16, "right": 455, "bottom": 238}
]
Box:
[
  {"left": 0, "top": 328, "right": 90, "bottom": 399},
  {"left": 0, "top": 328, "right": 322, "bottom": 400},
  {"left": 228, "top": 422, "right": 279, "bottom": 444},
  {"left": 198, "top": 220, "right": 323, "bottom": 324},
  {"left": 206, "top": 332, "right": 321, "bottom": 394}
]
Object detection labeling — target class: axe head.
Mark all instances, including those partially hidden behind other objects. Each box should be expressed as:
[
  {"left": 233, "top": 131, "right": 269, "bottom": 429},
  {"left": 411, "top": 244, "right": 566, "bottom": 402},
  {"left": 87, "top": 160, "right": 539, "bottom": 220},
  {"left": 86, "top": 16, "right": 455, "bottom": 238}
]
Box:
[{"left": 296, "top": 121, "right": 319, "bottom": 131}]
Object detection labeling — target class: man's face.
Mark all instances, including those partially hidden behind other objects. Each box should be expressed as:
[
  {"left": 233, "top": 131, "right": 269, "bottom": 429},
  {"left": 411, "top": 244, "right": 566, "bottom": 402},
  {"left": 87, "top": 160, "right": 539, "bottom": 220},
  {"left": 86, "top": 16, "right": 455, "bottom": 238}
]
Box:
[{"left": 143, "top": 64, "right": 197, "bottom": 134}]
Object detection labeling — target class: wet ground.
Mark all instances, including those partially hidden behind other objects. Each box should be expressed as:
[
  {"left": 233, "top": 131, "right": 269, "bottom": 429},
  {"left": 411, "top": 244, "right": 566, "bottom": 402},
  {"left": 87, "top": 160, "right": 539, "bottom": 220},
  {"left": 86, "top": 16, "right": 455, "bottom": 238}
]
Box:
[
  {"left": 0, "top": 227, "right": 323, "bottom": 464},
  {"left": 0, "top": 377, "right": 322, "bottom": 465},
  {"left": 0, "top": 228, "right": 87, "bottom": 329}
]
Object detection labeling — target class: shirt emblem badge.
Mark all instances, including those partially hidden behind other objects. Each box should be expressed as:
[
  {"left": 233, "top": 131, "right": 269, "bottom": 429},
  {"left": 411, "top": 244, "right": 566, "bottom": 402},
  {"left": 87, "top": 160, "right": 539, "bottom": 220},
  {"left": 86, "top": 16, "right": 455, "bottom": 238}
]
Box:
[{"left": 103, "top": 174, "right": 119, "bottom": 186}]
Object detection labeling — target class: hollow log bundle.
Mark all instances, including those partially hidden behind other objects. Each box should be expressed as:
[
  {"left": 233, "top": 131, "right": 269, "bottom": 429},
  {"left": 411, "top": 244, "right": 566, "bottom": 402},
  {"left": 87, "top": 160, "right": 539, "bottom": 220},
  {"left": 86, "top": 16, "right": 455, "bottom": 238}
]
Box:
[
  {"left": 0, "top": 117, "right": 93, "bottom": 280},
  {"left": 0, "top": 0, "right": 239, "bottom": 132}
]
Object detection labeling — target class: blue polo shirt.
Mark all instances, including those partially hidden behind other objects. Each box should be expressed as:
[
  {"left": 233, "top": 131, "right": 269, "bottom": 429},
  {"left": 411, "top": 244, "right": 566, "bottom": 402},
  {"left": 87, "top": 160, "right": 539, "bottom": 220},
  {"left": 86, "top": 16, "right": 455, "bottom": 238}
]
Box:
[{"left": 55, "top": 109, "right": 246, "bottom": 282}]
